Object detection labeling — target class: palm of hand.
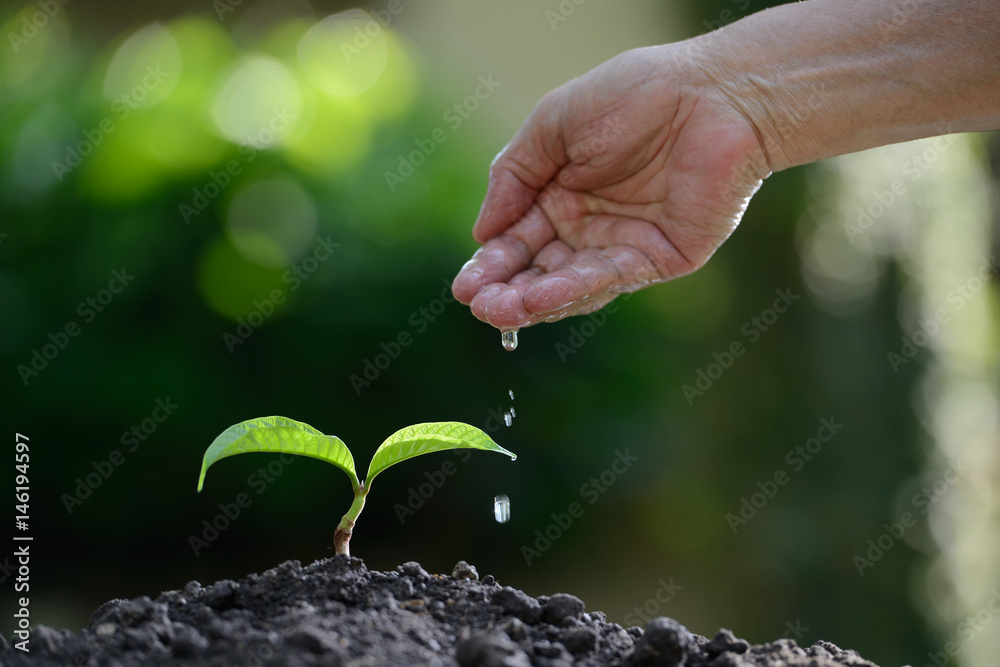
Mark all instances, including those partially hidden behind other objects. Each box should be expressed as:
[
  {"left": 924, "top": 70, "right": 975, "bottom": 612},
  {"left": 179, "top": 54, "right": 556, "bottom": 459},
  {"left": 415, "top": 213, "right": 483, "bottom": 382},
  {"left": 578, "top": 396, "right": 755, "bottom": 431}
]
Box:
[{"left": 453, "top": 46, "right": 768, "bottom": 330}]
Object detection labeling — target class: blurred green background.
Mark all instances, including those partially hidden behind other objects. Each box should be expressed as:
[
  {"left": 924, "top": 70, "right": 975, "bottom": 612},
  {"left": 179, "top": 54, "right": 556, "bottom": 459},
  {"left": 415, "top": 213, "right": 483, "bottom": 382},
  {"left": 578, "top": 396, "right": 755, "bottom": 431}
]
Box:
[{"left": 2, "top": 1, "right": 999, "bottom": 666}]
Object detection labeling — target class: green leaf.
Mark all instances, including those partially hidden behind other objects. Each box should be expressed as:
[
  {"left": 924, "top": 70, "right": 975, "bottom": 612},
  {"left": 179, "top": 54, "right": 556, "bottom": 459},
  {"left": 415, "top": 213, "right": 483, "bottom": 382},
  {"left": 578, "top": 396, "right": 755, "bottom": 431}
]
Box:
[
  {"left": 197, "top": 416, "right": 359, "bottom": 492},
  {"left": 365, "top": 422, "right": 516, "bottom": 487}
]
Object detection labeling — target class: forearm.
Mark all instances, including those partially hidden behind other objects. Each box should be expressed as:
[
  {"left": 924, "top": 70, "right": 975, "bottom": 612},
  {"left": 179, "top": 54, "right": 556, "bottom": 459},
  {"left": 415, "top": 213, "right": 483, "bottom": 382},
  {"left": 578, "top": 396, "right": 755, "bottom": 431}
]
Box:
[{"left": 692, "top": 0, "right": 1000, "bottom": 172}]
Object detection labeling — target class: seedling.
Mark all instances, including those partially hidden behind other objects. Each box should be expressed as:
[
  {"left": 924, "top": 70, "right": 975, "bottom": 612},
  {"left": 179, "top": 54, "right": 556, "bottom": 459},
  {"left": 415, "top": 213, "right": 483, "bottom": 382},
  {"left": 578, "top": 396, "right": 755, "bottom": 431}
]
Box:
[{"left": 197, "top": 416, "right": 516, "bottom": 556}]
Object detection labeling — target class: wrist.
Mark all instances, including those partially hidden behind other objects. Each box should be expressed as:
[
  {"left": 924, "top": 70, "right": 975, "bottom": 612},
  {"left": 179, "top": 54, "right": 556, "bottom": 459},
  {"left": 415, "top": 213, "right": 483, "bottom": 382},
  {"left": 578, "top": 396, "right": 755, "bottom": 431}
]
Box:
[{"left": 688, "top": 0, "right": 1000, "bottom": 172}]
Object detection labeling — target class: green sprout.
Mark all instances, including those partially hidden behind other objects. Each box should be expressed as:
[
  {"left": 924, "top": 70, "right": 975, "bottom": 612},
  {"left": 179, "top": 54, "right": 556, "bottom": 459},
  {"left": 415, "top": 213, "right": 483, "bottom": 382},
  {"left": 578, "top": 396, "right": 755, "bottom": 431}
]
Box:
[{"left": 196, "top": 416, "right": 516, "bottom": 556}]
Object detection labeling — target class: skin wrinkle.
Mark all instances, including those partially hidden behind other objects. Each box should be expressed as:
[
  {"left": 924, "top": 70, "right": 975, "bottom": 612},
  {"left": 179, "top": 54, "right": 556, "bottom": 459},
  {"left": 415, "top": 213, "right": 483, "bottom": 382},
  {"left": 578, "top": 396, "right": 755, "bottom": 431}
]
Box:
[
  {"left": 472, "top": 244, "right": 522, "bottom": 284},
  {"left": 527, "top": 242, "right": 572, "bottom": 276},
  {"left": 646, "top": 102, "right": 702, "bottom": 270},
  {"left": 578, "top": 210, "right": 677, "bottom": 280},
  {"left": 486, "top": 164, "right": 539, "bottom": 236},
  {"left": 619, "top": 244, "right": 668, "bottom": 286},
  {"left": 492, "top": 233, "right": 533, "bottom": 271},
  {"left": 453, "top": 0, "right": 999, "bottom": 330},
  {"left": 581, "top": 253, "right": 621, "bottom": 292},
  {"left": 502, "top": 63, "right": 691, "bottom": 296},
  {"left": 565, "top": 60, "right": 681, "bottom": 191},
  {"left": 506, "top": 90, "right": 568, "bottom": 189},
  {"left": 501, "top": 153, "right": 550, "bottom": 192},
  {"left": 537, "top": 271, "right": 588, "bottom": 312},
  {"left": 476, "top": 141, "right": 554, "bottom": 242},
  {"left": 486, "top": 287, "right": 529, "bottom": 322},
  {"left": 685, "top": 37, "right": 777, "bottom": 174},
  {"left": 509, "top": 268, "right": 543, "bottom": 285},
  {"left": 604, "top": 218, "right": 675, "bottom": 279},
  {"left": 596, "top": 248, "right": 641, "bottom": 290},
  {"left": 566, "top": 94, "right": 726, "bottom": 277}
]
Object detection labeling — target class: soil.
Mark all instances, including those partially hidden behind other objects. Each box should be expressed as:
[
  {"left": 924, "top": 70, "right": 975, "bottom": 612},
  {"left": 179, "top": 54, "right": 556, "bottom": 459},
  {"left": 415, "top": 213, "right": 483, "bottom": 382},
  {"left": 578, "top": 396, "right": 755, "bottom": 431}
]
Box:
[{"left": 0, "top": 556, "right": 886, "bottom": 667}]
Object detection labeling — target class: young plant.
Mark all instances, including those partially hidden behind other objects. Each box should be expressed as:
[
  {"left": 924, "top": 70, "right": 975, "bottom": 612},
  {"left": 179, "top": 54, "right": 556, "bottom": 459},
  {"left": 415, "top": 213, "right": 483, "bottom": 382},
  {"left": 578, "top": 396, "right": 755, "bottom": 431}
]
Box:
[{"left": 196, "top": 416, "right": 516, "bottom": 556}]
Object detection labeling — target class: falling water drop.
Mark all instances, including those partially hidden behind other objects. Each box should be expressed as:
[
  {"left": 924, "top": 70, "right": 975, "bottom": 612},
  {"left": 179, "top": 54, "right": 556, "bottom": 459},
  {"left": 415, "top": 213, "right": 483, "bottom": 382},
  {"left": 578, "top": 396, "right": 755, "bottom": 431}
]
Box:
[
  {"left": 508, "top": 389, "right": 514, "bottom": 400},
  {"left": 494, "top": 494, "right": 510, "bottom": 523},
  {"left": 501, "top": 330, "right": 518, "bottom": 351},
  {"left": 509, "top": 407, "right": 516, "bottom": 418},
  {"left": 503, "top": 411, "right": 513, "bottom": 427}
]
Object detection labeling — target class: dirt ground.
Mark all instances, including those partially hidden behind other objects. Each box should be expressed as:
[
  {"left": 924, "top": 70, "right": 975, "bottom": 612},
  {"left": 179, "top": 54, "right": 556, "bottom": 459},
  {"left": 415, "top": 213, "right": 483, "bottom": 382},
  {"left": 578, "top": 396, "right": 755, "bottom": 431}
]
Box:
[{"left": 0, "top": 556, "right": 886, "bottom": 666}]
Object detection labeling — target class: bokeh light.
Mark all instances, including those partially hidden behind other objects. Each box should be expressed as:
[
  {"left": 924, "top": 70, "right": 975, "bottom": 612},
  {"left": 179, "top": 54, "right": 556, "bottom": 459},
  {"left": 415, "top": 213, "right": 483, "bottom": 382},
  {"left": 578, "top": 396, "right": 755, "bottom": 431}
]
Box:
[
  {"left": 211, "top": 55, "right": 302, "bottom": 147},
  {"left": 103, "top": 23, "right": 182, "bottom": 108},
  {"left": 144, "top": 17, "right": 233, "bottom": 172},
  {"left": 197, "top": 234, "right": 284, "bottom": 320},
  {"left": 283, "top": 91, "right": 374, "bottom": 177},
  {"left": 297, "top": 9, "right": 388, "bottom": 98},
  {"left": 797, "top": 207, "right": 881, "bottom": 315},
  {"left": 1, "top": 5, "right": 73, "bottom": 95},
  {"left": 8, "top": 103, "right": 74, "bottom": 198},
  {"left": 225, "top": 178, "right": 318, "bottom": 268},
  {"left": 2, "top": 4, "right": 997, "bottom": 667}
]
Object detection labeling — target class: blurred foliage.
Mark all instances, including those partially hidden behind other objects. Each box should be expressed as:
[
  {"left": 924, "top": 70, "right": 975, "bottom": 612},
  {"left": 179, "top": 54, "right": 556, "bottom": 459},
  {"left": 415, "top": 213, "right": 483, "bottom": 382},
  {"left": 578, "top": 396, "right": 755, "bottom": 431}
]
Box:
[{"left": 2, "top": 2, "right": 993, "bottom": 666}]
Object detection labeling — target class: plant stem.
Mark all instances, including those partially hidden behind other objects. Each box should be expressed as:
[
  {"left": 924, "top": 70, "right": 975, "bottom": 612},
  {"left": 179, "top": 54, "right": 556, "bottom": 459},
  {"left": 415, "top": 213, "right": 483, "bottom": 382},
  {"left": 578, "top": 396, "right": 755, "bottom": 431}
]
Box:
[{"left": 333, "top": 488, "right": 367, "bottom": 556}]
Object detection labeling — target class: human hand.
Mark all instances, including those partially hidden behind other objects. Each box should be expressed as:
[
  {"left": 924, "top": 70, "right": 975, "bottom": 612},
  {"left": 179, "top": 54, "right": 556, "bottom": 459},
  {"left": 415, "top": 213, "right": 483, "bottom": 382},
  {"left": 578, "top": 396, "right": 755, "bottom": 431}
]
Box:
[{"left": 451, "top": 42, "right": 771, "bottom": 331}]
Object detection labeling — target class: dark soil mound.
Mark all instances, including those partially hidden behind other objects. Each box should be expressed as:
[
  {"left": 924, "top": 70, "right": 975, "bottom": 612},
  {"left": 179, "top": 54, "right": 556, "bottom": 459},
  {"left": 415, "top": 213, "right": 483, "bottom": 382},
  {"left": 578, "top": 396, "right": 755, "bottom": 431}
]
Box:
[{"left": 1, "top": 556, "right": 883, "bottom": 666}]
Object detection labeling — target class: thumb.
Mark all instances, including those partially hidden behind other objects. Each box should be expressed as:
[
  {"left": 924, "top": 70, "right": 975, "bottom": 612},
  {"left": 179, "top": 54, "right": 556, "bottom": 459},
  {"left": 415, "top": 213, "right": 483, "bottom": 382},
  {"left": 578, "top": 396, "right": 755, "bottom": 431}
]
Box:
[{"left": 472, "top": 92, "right": 568, "bottom": 243}]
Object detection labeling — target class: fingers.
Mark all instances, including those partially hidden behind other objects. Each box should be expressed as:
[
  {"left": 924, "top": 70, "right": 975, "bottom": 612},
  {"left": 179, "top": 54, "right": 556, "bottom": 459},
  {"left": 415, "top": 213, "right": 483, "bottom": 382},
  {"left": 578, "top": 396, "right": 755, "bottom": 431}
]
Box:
[
  {"left": 472, "top": 163, "right": 546, "bottom": 244},
  {"left": 466, "top": 245, "right": 661, "bottom": 329},
  {"left": 452, "top": 205, "right": 557, "bottom": 304},
  {"left": 472, "top": 92, "right": 567, "bottom": 243}
]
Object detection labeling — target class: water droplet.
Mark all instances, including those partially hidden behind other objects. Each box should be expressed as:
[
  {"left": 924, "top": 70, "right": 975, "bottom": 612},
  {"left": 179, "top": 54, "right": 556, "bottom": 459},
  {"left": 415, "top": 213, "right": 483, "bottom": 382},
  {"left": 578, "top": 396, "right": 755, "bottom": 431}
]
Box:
[
  {"left": 501, "top": 330, "right": 518, "bottom": 351},
  {"left": 508, "top": 389, "right": 514, "bottom": 400},
  {"left": 503, "top": 411, "right": 512, "bottom": 427},
  {"left": 494, "top": 494, "right": 510, "bottom": 523},
  {"left": 509, "top": 407, "right": 516, "bottom": 418}
]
